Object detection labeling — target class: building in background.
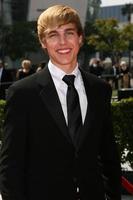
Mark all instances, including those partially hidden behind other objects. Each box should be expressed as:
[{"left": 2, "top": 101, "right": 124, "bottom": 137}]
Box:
[
  {"left": 99, "top": 5, "right": 130, "bottom": 24},
  {"left": 86, "top": 0, "right": 101, "bottom": 22},
  {"left": 29, "top": 0, "right": 102, "bottom": 25},
  {"left": 28, "top": 0, "right": 88, "bottom": 27},
  {"left": 99, "top": 3, "right": 133, "bottom": 25}
]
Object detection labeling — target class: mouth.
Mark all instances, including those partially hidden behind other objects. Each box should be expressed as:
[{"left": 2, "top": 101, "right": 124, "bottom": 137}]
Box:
[{"left": 56, "top": 48, "right": 71, "bottom": 54}]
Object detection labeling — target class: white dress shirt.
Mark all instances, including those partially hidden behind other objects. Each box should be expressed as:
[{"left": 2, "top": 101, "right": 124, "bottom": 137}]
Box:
[{"left": 48, "top": 60, "right": 88, "bottom": 124}]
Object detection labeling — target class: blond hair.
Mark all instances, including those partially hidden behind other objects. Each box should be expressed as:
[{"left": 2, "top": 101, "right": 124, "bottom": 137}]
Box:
[
  {"left": 21, "top": 59, "right": 31, "bottom": 68},
  {"left": 37, "top": 4, "right": 84, "bottom": 42}
]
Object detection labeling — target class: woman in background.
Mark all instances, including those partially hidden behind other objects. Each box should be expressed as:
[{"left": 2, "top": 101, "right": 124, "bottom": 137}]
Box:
[{"left": 16, "top": 59, "right": 35, "bottom": 80}]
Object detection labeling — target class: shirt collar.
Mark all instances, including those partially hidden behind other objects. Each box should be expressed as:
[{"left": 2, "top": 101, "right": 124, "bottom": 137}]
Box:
[{"left": 48, "top": 60, "right": 80, "bottom": 81}]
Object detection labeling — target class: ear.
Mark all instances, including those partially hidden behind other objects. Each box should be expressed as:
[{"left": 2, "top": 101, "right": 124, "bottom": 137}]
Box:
[
  {"left": 41, "top": 43, "right": 46, "bottom": 49},
  {"left": 40, "top": 38, "right": 47, "bottom": 49},
  {"left": 79, "top": 35, "right": 83, "bottom": 47}
]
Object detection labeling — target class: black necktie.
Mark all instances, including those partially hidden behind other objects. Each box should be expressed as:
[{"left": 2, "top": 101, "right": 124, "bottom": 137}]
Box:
[{"left": 63, "top": 75, "right": 82, "bottom": 143}]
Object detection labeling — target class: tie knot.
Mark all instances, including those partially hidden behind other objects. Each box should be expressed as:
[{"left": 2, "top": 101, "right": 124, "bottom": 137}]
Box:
[{"left": 63, "top": 75, "right": 75, "bottom": 86}]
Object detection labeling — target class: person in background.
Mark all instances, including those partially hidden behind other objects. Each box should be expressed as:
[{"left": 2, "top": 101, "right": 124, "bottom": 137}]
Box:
[
  {"left": 0, "top": 4, "right": 121, "bottom": 200},
  {"left": 120, "top": 61, "right": 131, "bottom": 88},
  {"left": 16, "top": 59, "right": 35, "bottom": 80},
  {"left": 89, "top": 58, "right": 104, "bottom": 78},
  {"left": 36, "top": 61, "right": 46, "bottom": 72},
  {"left": 107, "top": 62, "right": 120, "bottom": 89},
  {"left": 0, "top": 60, "right": 13, "bottom": 99},
  {"left": 36, "top": 64, "right": 43, "bottom": 72}
]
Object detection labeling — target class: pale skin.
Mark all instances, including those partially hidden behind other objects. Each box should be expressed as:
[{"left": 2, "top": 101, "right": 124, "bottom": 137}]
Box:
[{"left": 40, "top": 23, "right": 83, "bottom": 74}]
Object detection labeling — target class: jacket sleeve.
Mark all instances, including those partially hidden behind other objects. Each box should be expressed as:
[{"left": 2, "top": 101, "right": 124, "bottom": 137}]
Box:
[
  {"left": 100, "top": 84, "right": 122, "bottom": 200},
  {"left": 0, "top": 84, "right": 29, "bottom": 200}
]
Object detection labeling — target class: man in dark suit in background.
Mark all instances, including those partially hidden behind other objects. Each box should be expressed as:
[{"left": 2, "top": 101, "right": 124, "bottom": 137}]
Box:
[
  {"left": 0, "top": 60, "right": 13, "bottom": 99},
  {"left": 0, "top": 4, "right": 121, "bottom": 200}
]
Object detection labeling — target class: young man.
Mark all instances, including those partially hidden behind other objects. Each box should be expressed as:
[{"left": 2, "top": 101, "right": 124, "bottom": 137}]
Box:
[{"left": 0, "top": 4, "right": 121, "bottom": 200}]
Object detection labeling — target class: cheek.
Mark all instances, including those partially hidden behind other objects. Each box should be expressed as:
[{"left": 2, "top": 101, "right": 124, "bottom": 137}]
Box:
[
  {"left": 41, "top": 39, "right": 56, "bottom": 50},
  {"left": 41, "top": 41, "right": 47, "bottom": 49},
  {"left": 74, "top": 39, "right": 82, "bottom": 51},
  {"left": 72, "top": 36, "right": 83, "bottom": 48}
]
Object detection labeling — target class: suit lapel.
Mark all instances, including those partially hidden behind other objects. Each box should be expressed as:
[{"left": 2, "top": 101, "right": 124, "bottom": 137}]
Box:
[
  {"left": 35, "top": 67, "right": 96, "bottom": 150},
  {"left": 36, "top": 66, "right": 72, "bottom": 144},
  {"left": 75, "top": 70, "right": 96, "bottom": 151}
]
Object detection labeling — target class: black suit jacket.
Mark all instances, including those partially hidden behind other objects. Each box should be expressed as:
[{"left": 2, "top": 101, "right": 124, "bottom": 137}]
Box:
[
  {"left": 0, "top": 68, "right": 13, "bottom": 99},
  {"left": 0, "top": 66, "right": 121, "bottom": 200}
]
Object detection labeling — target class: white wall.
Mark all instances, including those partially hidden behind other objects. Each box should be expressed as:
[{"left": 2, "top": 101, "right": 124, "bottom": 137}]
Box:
[{"left": 28, "top": 0, "right": 88, "bottom": 27}]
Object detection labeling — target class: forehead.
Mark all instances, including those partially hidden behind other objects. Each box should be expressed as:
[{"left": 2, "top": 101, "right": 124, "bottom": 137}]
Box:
[{"left": 45, "top": 23, "right": 77, "bottom": 34}]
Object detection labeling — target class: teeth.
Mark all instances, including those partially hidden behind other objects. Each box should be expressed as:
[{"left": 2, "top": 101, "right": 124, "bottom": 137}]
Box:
[{"left": 57, "top": 49, "right": 70, "bottom": 53}]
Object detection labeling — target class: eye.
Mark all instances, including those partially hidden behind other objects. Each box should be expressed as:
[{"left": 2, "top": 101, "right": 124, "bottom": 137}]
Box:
[
  {"left": 48, "top": 33, "right": 57, "bottom": 38},
  {"left": 46, "top": 31, "right": 58, "bottom": 39},
  {"left": 66, "top": 31, "right": 75, "bottom": 35}
]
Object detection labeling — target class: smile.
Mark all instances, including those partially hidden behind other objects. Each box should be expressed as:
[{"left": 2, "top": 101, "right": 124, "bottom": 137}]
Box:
[{"left": 57, "top": 48, "right": 71, "bottom": 54}]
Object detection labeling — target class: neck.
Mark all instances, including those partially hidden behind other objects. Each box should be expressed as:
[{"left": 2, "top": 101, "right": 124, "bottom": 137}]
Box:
[{"left": 50, "top": 61, "right": 78, "bottom": 74}]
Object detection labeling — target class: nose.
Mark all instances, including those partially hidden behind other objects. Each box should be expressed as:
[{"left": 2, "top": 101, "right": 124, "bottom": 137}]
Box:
[{"left": 59, "top": 34, "right": 67, "bottom": 45}]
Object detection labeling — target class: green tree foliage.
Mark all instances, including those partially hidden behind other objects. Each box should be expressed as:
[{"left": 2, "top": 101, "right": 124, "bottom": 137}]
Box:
[
  {"left": 87, "top": 18, "right": 128, "bottom": 63},
  {"left": 122, "top": 24, "right": 133, "bottom": 51},
  {"left": 112, "top": 98, "right": 133, "bottom": 169},
  {"left": 1, "top": 21, "right": 40, "bottom": 61},
  {"left": 86, "top": 18, "right": 133, "bottom": 64}
]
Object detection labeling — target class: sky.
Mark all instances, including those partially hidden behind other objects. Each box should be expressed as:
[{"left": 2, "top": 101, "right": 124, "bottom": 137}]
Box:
[{"left": 101, "top": 0, "right": 133, "bottom": 7}]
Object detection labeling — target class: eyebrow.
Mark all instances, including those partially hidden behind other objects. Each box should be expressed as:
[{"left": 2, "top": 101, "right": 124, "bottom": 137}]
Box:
[{"left": 46, "top": 28, "right": 77, "bottom": 35}]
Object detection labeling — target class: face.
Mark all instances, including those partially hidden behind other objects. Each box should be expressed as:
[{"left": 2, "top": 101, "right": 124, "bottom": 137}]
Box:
[
  {"left": 41, "top": 23, "right": 83, "bottom": 72},
  {"left": 23, "top": 64, "right": 31, "bottom": 70}
]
